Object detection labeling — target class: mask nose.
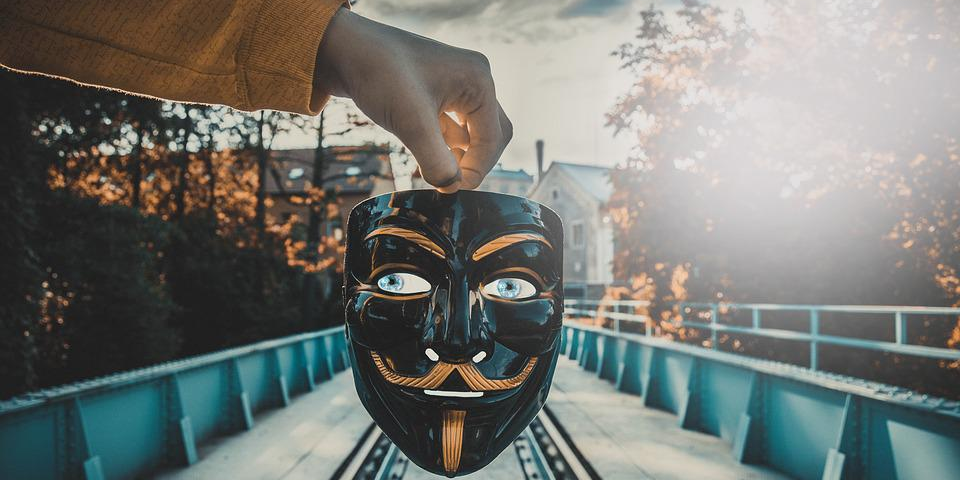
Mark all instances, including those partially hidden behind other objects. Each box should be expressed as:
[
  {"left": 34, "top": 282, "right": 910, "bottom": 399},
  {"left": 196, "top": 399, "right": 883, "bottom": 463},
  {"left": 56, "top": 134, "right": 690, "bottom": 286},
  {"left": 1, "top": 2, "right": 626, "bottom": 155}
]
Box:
[{"left": 430, "top": 277, "right": 490, "bottom": 363}]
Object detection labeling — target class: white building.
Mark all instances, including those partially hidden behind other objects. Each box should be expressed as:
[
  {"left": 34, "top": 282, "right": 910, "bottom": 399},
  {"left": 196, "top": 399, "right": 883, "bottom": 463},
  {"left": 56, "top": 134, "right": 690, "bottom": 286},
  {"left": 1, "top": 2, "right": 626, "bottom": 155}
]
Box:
[{"left": 528, "top": 161, "right": 615, "bottom": 298}]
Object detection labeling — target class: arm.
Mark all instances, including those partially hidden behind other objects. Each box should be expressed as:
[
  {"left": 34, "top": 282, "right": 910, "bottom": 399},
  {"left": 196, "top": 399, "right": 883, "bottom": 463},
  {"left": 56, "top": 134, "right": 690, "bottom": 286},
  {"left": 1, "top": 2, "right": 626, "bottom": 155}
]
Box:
[
  {"left": 0, "top": 0, "right": 342, "bottom": 114},
  {"left": 0, "top": 1, "right": 511, "bottom": 191}
]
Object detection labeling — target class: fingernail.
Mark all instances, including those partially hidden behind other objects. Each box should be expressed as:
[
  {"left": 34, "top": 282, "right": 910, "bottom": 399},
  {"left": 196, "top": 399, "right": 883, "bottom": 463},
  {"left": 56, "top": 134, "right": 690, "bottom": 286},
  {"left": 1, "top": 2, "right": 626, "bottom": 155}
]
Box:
[{"left": 436, "top": 179, "right": 461, "bottom": 194}]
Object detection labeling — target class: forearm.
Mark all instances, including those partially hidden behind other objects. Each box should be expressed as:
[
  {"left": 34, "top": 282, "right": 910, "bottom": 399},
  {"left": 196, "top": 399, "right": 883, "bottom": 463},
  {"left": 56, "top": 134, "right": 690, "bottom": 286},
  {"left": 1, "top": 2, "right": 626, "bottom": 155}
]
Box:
[{"left": 0, "top": 0, "right": 344, "bottom": 114}]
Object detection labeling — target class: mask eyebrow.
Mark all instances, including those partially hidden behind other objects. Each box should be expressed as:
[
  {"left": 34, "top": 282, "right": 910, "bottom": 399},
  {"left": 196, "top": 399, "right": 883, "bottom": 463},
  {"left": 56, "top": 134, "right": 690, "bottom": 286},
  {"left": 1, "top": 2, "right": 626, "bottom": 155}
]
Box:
[
  {"left": 365, "top": 226, "right": 446, "bottom": 259},
  {"left": 471, "top": 232, "right": 553, "bottom": 262}
]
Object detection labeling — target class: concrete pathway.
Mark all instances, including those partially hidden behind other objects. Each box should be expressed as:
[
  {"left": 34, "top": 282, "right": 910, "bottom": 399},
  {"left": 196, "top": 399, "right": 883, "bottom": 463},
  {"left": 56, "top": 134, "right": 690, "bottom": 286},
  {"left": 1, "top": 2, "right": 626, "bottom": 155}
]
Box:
[
  {"left": 157, "top": 357, "right": 791, "bottom": 479},
  {"left": 157, "top": 370, "right": 371, "bottom": 480},
  {"left": 548, "top": 357, "right": 790, "bottom": 480}
]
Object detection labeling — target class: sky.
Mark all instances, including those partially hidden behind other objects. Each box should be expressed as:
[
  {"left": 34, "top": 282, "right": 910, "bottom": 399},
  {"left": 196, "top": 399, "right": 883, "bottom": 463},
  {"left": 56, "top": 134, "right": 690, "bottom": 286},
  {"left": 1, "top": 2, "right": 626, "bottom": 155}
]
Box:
[
  {"left": 276, "top": 0, "right": 650, "bottom": 174},
  {"left": 275, "top": 0, "right": 771, "bottom": 175}
]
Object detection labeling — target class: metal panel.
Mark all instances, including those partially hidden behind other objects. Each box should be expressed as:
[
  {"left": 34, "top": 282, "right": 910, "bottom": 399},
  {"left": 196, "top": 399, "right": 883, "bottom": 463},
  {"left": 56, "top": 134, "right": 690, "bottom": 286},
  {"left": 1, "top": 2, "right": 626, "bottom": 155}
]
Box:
[
  {"left": 0, "top": 407, "right": 60, "bottom": 480},
  {"left": 81, "top": 383, "right": 166, "bottom": 479},
  {"left": 868, "top": 402, "right": 960, "bottom": 480},
  {"left": 176, "top": 363, "right": 229, "bottom": 443},
  {"left": 649, "top": 351, "right": 693, "bottom": 414},
  {"left": 697, "top": 362, "right": 753, "bottom": 443},
  {"left": 237, "top": 352, "right": 273, "bottom": 413},
  {"left": 0, "top": 327, "right": 347, "bottom": 480},
  {"left": 276, "top": 345, "right": 300, "bottom": 394},
  {"left": 561, "top": 324, "right": 960, "bottom": 480},
  {"left": 764, "top": 378, "right": 845, "bottom": 480},
  {"left": 597, "top": 335, "right": 622, "bottom": 382}
]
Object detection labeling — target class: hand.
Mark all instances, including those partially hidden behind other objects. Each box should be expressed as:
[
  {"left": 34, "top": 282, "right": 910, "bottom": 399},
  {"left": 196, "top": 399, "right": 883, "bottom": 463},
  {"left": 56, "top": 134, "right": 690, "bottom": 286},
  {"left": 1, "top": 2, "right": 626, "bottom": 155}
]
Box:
[{"left": 313, "top": 8, "right": 512, "bottom": 193}]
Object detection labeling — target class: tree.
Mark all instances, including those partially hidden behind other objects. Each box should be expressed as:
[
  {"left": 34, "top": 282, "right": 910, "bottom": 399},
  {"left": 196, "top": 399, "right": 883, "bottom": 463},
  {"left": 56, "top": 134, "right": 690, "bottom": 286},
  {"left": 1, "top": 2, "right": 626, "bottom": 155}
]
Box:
[{"left": 607, "top": 0, "right": 960, "bottom": 396}]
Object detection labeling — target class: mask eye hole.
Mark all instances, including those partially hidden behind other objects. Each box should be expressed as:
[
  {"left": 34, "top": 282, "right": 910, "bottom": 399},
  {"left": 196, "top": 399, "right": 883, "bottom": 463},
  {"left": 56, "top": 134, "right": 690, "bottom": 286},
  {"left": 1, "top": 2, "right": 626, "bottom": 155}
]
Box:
[
  {"left": 481, "top": 278, "right": 537, "bottom": 300},
  {"left": 376, "top": 272, "right": 432, "bottom": 295}
]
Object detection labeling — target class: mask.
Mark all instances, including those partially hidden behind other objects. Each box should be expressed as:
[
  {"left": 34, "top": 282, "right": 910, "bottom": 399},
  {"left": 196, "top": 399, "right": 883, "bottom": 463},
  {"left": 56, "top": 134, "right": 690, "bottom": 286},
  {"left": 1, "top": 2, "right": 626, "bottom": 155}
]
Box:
[{"left": 344, "top": 190, "right": 563, "bottom": 476}]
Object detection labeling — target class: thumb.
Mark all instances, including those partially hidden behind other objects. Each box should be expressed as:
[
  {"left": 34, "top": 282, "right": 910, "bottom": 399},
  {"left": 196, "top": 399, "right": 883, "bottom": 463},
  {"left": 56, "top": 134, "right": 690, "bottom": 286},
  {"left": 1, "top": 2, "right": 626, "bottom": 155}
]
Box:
[{"left": 394, "top": 97, "right": 462, "bottom": 193}]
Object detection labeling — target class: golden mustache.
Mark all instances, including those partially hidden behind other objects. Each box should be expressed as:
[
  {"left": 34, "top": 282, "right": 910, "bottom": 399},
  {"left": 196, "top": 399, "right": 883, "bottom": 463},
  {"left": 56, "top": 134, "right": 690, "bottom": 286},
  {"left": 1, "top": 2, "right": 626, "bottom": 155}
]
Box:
[{"left": 370, "top": 352, "right": 537, "bottom": 391}]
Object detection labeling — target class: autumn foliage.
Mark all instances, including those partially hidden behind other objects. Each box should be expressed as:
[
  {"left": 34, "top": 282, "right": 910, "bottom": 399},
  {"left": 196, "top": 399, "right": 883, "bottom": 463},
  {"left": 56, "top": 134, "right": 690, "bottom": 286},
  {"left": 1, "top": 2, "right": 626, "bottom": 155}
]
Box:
[
  {"left": 606, "top": 0, "right": 960, "bottom": 397},
  {"left": 0, "top": 73, "right": 369, "bottom": 397}
]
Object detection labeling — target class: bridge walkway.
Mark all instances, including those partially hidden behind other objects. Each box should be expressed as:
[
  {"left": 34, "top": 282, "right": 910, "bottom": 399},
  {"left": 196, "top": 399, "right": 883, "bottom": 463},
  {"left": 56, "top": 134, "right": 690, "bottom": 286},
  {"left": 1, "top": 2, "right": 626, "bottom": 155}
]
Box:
[{"left": 159, "top": 358, "right": 788, "bottom": 479}]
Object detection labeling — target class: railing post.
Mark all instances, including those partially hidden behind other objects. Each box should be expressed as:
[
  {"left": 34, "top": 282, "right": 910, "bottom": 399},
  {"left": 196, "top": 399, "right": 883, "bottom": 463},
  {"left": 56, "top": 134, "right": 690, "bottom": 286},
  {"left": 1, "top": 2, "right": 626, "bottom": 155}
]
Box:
[
  {"left": 272, "top": 348, "right": 290, "bottom": 407},
  {"left": 229, "top": 358, "right": 254, "bottom": 431},
  {"left": 752, "top": 308, "right": 760, "bottom": 329},
  {"left": 809, "top": 309, "right": 820, "bottom": 371},
  {"left": 167, "top": 374, "right": 198, "bottom": 466},
  {"left": 711, "top": 304, "right": 719, "bottom": 350},
  {"left": 67, "top": 397, "right": 104, "bottom": 480},
  {"left": 299, "top": 341, "right": 316, "bottom": 391},
  {"left": 894, "top": 311, "right": 907, "bottom": 344}
]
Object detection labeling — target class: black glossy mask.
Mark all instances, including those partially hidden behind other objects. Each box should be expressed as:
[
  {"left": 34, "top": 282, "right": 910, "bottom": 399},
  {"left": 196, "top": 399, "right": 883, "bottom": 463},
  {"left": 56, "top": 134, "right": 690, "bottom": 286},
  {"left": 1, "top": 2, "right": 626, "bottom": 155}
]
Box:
[{"left": 344, "top": 190, "right": 563, "bottom": 476}]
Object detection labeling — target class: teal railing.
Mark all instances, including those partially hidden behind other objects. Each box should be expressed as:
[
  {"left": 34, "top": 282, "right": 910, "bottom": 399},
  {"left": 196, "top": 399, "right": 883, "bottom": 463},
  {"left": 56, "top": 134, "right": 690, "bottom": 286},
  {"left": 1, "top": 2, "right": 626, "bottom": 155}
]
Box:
[
  {"left": 564, "top": 300, "right": 960, "bottom": 371},
  {"left": 0, "top": 327, "right": 349, "bottom": 480},
  {"left": 560, "top": 323, "right": 960, "bottom": 480}
]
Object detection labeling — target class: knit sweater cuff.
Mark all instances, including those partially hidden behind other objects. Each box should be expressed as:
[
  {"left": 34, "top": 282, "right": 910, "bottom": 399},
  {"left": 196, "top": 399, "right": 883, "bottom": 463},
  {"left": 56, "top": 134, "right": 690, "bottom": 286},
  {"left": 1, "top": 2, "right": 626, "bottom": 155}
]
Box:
[{"left": 239, "top": 0, "right": 347, "bottom": 115}]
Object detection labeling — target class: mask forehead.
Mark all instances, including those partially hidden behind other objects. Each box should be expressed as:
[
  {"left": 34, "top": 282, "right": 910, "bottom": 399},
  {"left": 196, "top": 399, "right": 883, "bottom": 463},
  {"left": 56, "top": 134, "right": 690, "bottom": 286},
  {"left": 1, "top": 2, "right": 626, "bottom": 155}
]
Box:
[{"left": 346, "top": 190, "right": 562, "bottom": 263}]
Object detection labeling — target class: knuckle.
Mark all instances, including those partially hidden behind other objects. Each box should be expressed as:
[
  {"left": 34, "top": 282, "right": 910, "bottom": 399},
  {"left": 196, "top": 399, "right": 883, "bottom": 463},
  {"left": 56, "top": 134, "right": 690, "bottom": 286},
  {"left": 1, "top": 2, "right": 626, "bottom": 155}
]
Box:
[
  {"left": 501, "top": 119, "right": 514, "bottom": 143},
  {"left": 465, "top": 50, "right": 492, "bottom": 73}
]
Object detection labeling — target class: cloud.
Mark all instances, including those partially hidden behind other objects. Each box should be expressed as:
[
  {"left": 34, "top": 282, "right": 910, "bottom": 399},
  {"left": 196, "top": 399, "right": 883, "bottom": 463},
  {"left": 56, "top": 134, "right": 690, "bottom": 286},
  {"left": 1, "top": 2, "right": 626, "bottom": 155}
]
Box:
[
  {"left": 365, "top": 0, "right": 639, "bottom": 40},
  {"left": 370, "top": 0, "right": 495, "bottom": 22},
  {"left": 558, "top": 0, "right": 633, "bottom": 18}
]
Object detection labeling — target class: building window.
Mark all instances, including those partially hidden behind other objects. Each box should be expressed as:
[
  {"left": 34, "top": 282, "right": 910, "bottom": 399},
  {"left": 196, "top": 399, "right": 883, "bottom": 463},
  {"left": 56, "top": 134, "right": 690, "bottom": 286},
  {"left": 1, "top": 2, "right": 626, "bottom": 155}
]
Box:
[{"left": 571, "top": 222, "right": 584, "bottom": 247}]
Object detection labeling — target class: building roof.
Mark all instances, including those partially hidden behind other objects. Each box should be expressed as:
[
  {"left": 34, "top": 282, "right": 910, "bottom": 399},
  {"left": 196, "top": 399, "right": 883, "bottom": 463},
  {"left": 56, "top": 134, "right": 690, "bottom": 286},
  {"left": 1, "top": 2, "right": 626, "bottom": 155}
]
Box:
[
  {"left": 484, "top": 165, "right": 534, "bottom": 181},
  {"left": 266, "top": 146, "right": 390, "bottom": 196},
  {"left": 533, "top": 161, "right": 613, "bottom": 203}
]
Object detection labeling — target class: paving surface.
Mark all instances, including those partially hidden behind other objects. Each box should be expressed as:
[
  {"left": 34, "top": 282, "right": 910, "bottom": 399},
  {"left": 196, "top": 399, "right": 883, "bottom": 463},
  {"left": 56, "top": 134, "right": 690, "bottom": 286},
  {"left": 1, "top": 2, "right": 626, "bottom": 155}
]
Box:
[
  {"left": 157, "top": 370, "right": 371, "bottom": 480},
  {"left": 547, "top": 357, "right": 790, "bottom": 480},
  {"left": 158, "top": 358, "right": 792, "bottom": 479}
]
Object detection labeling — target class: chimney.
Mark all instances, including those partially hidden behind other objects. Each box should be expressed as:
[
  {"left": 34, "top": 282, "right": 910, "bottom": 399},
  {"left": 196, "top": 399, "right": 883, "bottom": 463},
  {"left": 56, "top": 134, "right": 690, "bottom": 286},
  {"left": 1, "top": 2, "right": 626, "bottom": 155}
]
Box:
[{"left": 535, "top": 139, "right": 544, "bottom": 181}]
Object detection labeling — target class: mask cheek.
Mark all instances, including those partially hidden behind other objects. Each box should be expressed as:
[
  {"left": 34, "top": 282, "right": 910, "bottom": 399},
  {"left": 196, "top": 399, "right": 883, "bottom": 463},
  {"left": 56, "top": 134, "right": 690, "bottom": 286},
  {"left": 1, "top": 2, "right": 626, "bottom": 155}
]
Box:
[
  {"left": 483, "top": 298, "right": 560, "bottom": 356},
  {"left": 346, "top": 293, "right": 431, "bottom": 350}
]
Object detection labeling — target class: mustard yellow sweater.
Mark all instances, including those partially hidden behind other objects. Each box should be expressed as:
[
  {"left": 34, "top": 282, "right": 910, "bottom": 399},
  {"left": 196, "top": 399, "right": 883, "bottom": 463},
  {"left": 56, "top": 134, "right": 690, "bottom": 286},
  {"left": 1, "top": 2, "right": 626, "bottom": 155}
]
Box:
[{"left": 0, "top": 0, "right": 345, "bottom": 115}]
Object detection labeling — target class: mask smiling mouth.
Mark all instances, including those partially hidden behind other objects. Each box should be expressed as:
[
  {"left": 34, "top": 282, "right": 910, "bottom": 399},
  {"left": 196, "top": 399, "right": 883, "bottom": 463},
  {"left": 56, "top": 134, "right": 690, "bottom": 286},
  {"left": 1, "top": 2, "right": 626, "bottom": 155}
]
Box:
[{"left": 370, "top": 352, "right": 538, "bottom": 398}]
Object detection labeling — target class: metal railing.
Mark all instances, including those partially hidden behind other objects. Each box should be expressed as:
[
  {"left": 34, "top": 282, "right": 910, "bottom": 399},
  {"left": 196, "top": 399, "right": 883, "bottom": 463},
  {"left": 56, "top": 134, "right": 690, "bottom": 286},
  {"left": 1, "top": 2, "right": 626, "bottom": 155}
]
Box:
[
  {"left": 564, "top": 299, "right": 960, "bottom": 371},
  {"left": 0, "top": 326, "right": 349, "bottom": 480},
  {"left": 561, "top": 323, "right": 960, "bottom": 479}
]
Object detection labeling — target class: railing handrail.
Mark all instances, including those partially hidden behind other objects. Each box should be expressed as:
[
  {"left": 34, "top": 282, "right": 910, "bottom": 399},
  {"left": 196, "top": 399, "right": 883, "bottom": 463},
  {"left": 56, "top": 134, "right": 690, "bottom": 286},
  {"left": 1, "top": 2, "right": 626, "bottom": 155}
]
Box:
[
  {"left": 0, "top": 325, "right": 346, "bottom": 414},
  {"left": 679, "top": 301, "right": 960, "bottom": 315},
  {"left": 563, "top": 299, "right": 960, "bottom": 369}
]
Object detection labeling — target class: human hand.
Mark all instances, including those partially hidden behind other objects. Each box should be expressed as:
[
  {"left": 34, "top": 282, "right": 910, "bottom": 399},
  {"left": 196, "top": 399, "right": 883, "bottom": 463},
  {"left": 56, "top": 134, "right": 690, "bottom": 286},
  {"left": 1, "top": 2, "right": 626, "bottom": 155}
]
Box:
[{"left": 313, "top": 8, "right": 512, "bottom": 193}]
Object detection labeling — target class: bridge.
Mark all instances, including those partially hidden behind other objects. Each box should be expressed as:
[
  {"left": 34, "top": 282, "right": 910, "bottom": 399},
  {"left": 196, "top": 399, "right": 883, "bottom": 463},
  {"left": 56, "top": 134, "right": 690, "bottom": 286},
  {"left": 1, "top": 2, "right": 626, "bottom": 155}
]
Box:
[{"left": 2, "top": 301, "right": 959, "bottom": 480}]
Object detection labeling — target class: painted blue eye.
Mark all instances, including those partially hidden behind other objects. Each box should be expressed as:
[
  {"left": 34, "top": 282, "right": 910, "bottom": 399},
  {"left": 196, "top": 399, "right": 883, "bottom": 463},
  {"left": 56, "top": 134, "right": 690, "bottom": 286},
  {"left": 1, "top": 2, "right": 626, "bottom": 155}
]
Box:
[
  {"left": 376, "top": 272, "right": 431, "bottom": 295},
  {"left": 481, "top": 278, "right": 537, "bottom": 300}
]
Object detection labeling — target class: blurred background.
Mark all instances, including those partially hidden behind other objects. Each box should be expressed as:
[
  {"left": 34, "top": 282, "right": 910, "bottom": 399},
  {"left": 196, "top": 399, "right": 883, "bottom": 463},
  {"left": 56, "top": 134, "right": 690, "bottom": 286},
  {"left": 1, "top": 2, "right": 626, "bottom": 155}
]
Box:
[{"left": 1, "top": 0, "right": 958, "bottom": 402}]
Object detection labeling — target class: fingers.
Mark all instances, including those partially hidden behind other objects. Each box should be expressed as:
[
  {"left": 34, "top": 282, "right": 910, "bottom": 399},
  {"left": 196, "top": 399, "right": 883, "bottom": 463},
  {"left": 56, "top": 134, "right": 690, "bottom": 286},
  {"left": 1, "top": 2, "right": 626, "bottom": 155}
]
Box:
[
  {"left": 439, "top": 113, "right": 470, "bottom": 150},
  {"left": 459, "top": 99, "right": 513, "bottom": 189},
  {"left": 394, "top": 95, "right": 462, "bottom": 193}
]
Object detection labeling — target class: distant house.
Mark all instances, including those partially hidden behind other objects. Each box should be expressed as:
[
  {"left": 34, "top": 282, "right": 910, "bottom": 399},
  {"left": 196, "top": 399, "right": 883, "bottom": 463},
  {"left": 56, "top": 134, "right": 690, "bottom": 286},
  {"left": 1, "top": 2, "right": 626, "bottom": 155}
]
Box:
[
  {"left": 265, "top": 145, "right": 391, "bottom": 240},
  {"left": 397, "top": 164, "right": 534, "bottom": 196},
  {"left": 528, "top": 161, "right": 615, "bottom": 298},
  {"left": 476, "top": 165, "right": 534, "bottom": 196}
]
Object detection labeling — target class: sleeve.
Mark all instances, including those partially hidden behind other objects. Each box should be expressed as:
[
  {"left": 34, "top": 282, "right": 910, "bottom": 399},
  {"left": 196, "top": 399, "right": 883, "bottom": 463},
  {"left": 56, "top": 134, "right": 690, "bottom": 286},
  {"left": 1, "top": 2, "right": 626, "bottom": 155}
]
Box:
[{"left": 0, "top": 0, "right": 347, "bottom": 115}]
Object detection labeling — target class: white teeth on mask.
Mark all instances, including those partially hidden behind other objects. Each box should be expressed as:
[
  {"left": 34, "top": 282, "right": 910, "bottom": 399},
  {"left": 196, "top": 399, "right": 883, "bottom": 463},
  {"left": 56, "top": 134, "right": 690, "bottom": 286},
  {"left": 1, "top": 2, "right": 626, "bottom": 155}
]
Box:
[
  {"left": 472, "top": 351, "right": 487, "bottom": 363},
  {"left": 424, "top": 389, "right": 483, "bottom": 398},
  {"left": 425, "top": 348, "right": 440, "bottom": 362}
]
